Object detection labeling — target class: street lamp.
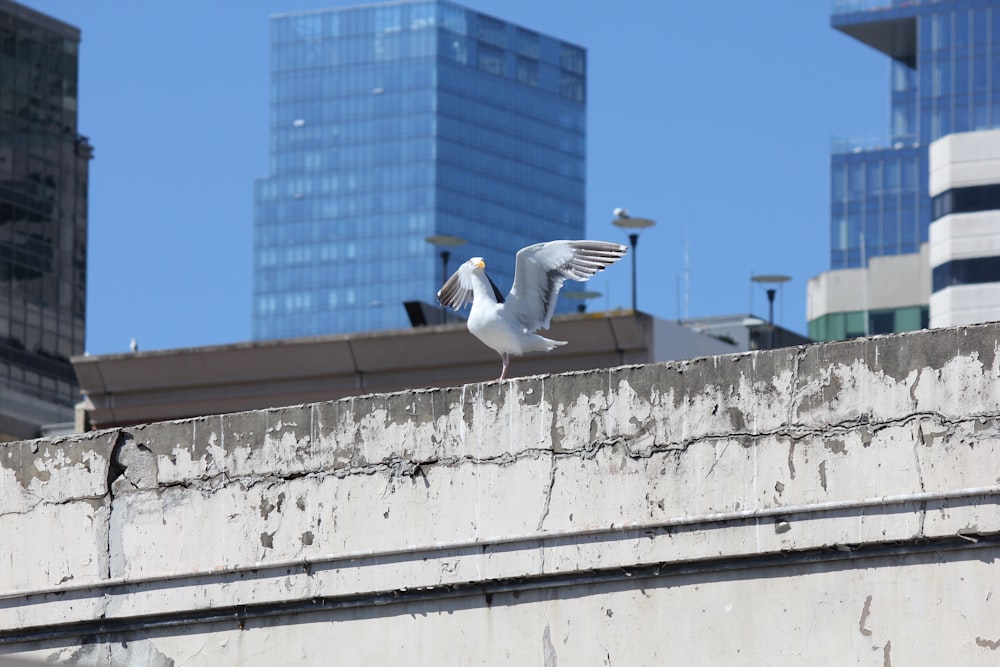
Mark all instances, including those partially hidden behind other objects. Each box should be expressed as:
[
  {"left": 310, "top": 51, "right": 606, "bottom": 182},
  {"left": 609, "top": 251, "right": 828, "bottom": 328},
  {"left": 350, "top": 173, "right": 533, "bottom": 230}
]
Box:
[
  {"left": 612, "top": 208, "right": 656, "bottom": 313},
  {"left": 751, "top": 274, "right": 791, "bottom": 349},
  {"left": 425, "top": 234, "right": 467, "bottom": 324},
  {"left": 564, "top": 290, "right": 602, "bottom": 313}
]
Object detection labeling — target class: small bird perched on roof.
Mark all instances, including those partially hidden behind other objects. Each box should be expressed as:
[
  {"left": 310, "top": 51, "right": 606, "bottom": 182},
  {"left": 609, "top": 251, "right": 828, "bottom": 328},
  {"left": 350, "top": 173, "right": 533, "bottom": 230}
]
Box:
[{"left": 437, "top": 240, "right": 628, "bottom": 380}]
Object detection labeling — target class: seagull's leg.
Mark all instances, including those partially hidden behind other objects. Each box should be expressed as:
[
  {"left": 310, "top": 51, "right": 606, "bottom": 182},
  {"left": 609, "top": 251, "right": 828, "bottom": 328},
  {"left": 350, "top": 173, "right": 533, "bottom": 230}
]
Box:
[{"left": 498, "top": 352, "right": 510, "bottom": 381}]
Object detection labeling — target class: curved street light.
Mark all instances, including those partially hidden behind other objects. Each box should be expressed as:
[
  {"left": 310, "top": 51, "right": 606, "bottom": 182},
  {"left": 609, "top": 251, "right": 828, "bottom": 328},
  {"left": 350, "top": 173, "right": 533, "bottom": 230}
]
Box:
[{"left": 612, "top": 209, "right": 656, "bottom": 313}]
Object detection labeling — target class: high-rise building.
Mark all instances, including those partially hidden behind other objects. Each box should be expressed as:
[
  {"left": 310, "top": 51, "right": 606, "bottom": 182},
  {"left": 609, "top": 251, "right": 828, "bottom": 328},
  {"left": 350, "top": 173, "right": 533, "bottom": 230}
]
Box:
[
  {"left": 809, "top": 0, "right": 1000, "bottom": 341},
  {"left": 252, "top": 0, "right": 586, "bottom": 340},
  {"left": 929, "top": 127, "right": 1000, "bottom": 327},
  {"left": 0, "top": 1, "right": 90, "bottom": 440}
]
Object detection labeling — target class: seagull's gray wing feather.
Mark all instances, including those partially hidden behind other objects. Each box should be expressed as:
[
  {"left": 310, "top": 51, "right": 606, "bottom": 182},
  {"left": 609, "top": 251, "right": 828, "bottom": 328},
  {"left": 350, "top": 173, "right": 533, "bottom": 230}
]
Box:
[
  {"left": 507, "top": 240, "right": 627, "bottom": 331},
  {"left": 437, "top": 262, "right": 476, "bottom": 310}
]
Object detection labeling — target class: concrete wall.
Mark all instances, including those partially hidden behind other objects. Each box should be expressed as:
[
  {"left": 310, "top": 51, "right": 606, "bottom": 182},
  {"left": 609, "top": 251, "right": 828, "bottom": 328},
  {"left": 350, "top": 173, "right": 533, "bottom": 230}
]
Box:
[{"left": 3, "top": 323, "right": 1000, "bottom": 665}]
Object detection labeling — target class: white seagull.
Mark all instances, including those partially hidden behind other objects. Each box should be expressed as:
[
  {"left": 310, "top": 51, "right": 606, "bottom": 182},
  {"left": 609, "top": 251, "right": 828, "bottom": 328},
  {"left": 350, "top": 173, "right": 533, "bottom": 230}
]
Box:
[{"left": 437, "top": 240, "right": 628, "bottom": 380}]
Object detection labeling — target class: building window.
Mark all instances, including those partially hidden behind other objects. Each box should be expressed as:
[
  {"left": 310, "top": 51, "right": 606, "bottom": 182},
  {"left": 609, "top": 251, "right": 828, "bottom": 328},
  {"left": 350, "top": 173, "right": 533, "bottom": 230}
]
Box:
[
  {"left": 410, "top": 3, "right": 435, "bottom": 30},
  {"left": 931, "top": 183, "right": 1000, "bottom": 220},
  {"left": 933, "top": 256, "right": 1000, "bottom": 292},
  {"left": 440, "top": 5, "right": 467, "bottom": 35},
  {"left": 868, "top": 311, "right": 894, "bottom": 335},
  {"left": 517, "top": 57, "right": 538, "bottom": 86},
  {"left": 516, "top": 28, "right": 539, "bottom": 59},
  {"left": 477, "top": 15, "right": 505, "bottom": 48},
  {"left": 477, "top": 44, "right": 504, "bottom": 76},
  {"left": 560, "top": 73, "right": 584, "bottom": 102},
  {"left": 808, "top": 306, "right": 929, "bottom": 342},
  {"left": 559, "top": 43, "right": 584, "bottom": 74},
  {"left": 375, "top": 6, "right": 402, "bottom": 34}
]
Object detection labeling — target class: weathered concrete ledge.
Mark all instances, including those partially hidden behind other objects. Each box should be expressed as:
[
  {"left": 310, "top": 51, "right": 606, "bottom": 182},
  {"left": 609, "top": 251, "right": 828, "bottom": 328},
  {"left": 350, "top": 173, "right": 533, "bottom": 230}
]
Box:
[{"left": 2, "top": 323, "right": 1000, "bottom": 664}]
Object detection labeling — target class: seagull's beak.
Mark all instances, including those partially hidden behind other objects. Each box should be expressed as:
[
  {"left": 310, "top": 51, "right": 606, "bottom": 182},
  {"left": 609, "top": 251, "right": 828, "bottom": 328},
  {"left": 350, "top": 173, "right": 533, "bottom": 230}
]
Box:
[{"left": 475, "top": 259, "right": 486, "bottom": 269}]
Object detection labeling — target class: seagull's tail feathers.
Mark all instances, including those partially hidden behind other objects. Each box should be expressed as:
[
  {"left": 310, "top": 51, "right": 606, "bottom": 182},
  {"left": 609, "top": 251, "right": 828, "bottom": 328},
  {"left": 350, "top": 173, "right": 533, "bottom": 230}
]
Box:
[{"left": 524, "top": 334, "right": 567, "bottom": 353}]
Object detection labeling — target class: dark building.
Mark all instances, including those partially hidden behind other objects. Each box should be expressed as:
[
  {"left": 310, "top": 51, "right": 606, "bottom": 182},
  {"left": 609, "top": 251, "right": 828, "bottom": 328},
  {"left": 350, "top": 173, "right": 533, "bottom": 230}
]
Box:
[{"left": 0, "top": 0, "right": 90, "bottom": 440}]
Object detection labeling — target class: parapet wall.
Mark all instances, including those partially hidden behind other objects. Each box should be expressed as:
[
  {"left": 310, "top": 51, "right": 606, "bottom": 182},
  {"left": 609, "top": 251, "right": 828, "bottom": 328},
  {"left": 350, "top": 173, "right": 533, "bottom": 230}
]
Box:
[{"left": 3, "top": 323, "right": 1000, "bottom": 665}]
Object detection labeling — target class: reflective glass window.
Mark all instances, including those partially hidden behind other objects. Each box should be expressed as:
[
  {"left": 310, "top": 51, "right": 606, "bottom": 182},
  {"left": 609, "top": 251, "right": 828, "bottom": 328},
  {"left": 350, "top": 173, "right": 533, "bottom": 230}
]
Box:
[
  {"left": 517, "top": 57, "right": 538, "bottom": 86},
  {"left": 559, "top": 42, "right": 584, "bottom": 74},
  {"left": 477, "top": 16, "right": 505, "bottom": 48},
  {"left": 884, "top": 160, "right": 900, "bottom": 193},
  {"left": 865, "top": 161, "right": 882, "bottom": 194},
  {"left": 477, "top": 44, "right": 504, "bottom": 76},
  {"left": 933, "top": 12, "right": 951, "bottom": 51},
  {"left": 955, "top": 9, "right": 970, "bottom": 49},
  {"left": 375, "top": 6, "right": 402, "bottom": 33},
  {"left": 440, "top": 4, "right": 467, "bottom": 34},
  {"left": 560, "top": 73, "right": 584, "bottom": 102},
  {"left": 516, "top": 28, "right": 539, "bottom": 59},
  {"left": 847, "top": 162, "right": 864, "bottom": 198}
]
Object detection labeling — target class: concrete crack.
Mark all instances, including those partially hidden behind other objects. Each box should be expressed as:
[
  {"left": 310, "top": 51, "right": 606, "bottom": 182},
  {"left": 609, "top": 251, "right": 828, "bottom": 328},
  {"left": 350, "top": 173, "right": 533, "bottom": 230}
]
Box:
[
  {"left": 100, "top": 430, "right": 129, "bottom": 619},
  {"left": 88, "top": 411, "right": 996, "bottom": 504},
  {"left": 105, "top": 430, "right": 128, "bottom": 502},
  {"left": 536, "top": 453, "right": 557, "bottom": 531},
  {"left": 786, "top": 346, "right": 805, "bottom": 427},
  {"left": 914, "top": 425, "right": 928, "bottom": 537},
  {"left": 859, "top": 594, "right": 873, "bottom": 637},
  {"left": 914, "top": 426, "right": 928, "bottom": 492},
  {"left": 705, "top": 441, "right": 732, "bottom": 479}
]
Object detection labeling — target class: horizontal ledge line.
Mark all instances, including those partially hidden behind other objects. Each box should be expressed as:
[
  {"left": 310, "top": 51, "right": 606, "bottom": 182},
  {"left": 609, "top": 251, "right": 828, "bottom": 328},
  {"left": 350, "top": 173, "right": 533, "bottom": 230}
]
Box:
[
  {"left": 1, "top": 484, "right": 998, "bottom": 602},
  {"left": 0, "top": 533, "right": 995, "bottom": 646}
]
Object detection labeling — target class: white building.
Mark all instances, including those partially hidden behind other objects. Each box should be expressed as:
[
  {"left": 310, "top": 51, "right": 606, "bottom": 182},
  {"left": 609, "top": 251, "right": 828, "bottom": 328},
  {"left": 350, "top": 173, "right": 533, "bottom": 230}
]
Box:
[
  {"left": 808, "top": 128, "right": 1000, "bottom": 339},
  {"left": 807, "top": 247, "right": 931, "bottom": 340},
  {"left": 928, "top": 128, "right": 1000, "bottom": 328}
]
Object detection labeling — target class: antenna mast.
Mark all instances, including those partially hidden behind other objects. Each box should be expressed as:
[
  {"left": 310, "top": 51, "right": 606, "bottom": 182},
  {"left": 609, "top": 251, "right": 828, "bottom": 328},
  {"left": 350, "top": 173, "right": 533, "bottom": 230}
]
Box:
[{"left": 683, "top": 225, "right": 690, "bottom": 320}]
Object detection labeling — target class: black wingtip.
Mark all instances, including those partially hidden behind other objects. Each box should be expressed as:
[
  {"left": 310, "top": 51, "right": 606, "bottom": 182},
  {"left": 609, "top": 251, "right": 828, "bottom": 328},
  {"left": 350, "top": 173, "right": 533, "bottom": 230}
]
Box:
[{"left": 487, "top": 273, "right": 505, "bottom": 304}]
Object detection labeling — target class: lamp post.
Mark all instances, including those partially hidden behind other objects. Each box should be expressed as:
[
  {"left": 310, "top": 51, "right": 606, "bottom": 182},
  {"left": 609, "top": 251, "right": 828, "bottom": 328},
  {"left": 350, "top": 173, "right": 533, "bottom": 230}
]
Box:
[
  {"left": 612, "top": 208, "right": 656, "bottom": 313},
  {"left": 751, "top": 274, "right": 791, "bottom": 349},
  {"left": 564, "top": 290, "right": 602, "bottom": 313},
  {"left": 425, "top": 234, "right": 467, "bottom": 324}
]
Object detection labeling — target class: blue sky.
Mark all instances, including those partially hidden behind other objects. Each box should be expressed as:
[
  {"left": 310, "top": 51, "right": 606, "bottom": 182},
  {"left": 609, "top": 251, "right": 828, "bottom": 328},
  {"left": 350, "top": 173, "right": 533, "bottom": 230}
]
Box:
[{"left": 23, "top": 1, "right": 888, "bottom": 355}]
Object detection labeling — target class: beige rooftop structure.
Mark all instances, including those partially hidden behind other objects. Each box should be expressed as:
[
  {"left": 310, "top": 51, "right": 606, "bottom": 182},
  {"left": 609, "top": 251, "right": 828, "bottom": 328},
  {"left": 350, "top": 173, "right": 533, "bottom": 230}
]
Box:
[{"left": 72, "top": 312, "right": 736, "bottom": 430}]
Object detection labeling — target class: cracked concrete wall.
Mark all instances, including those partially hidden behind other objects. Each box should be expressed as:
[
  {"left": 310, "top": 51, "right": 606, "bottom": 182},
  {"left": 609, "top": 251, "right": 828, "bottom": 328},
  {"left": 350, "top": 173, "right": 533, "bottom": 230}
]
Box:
[{"left": 2, "top": 323, "right": 1000, "bottom": 665}]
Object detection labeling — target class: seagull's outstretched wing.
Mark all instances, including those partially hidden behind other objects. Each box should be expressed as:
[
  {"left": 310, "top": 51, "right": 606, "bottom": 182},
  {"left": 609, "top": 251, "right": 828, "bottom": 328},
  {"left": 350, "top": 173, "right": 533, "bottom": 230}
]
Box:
[
  {"left": 507, "top": 240, "right": 627, "bottom": 331},
  {"left": 438, "top": 260, "right": 506, "bottom": 310},
  {"left": 437, "top": 262, "right": 476, "bottom": 310}
]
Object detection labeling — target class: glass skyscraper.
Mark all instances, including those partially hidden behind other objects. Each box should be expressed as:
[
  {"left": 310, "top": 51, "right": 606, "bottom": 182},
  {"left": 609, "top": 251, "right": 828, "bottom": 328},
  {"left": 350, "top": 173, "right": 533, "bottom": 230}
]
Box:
[
  {"left": 0, "top": 1, "right": 90, "bottom": 439},
  {"left": 253, "top": 0, "right": 586, "bottom": 340},
  {"left": 813, "top": 0, "right": 1000, "bottom": 341}
]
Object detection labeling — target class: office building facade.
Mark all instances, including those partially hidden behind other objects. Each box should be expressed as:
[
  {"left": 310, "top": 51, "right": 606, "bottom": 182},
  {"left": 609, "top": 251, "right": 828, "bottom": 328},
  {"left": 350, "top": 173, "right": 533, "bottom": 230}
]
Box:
[
  {"left": 810, "top": 0, "right": 1000, "bottom": 341},
  {"left": 253, "top": 0, "right": 586, "bottom": 339},
  {"left": 929, "top": 127, "right": 1000, "bottom": 327},
  {"left": 0, "top": 1, "right": 90, "bottom": 439}
]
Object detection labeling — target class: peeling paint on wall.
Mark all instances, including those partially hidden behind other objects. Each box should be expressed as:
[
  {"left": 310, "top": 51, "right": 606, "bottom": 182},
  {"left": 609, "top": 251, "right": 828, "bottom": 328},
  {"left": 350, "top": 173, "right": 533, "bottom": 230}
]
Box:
[{"left": 1, "top": 323, "right": 1000, "bottom": 664}]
